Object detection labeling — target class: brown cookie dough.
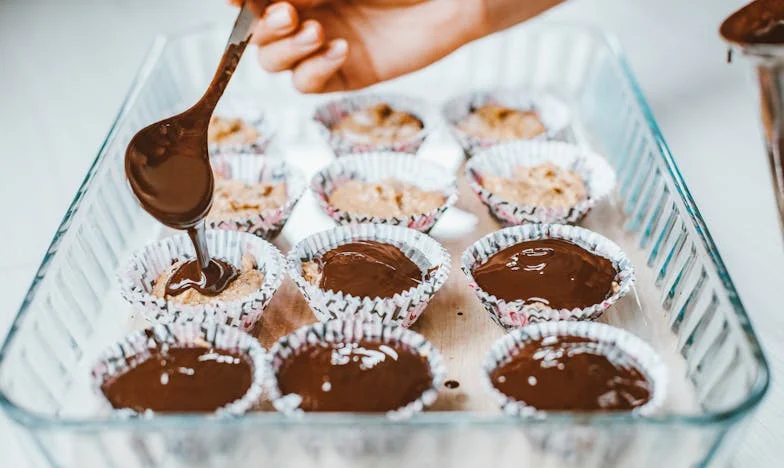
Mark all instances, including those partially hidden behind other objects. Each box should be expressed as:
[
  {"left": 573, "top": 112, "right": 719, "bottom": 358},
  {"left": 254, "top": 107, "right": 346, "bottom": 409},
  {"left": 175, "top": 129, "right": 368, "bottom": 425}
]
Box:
[
  {"left": 208, "top": 178, "right": 287, "bottom": 221},
  {"left": 331, "top": 103, "right": 424, "bottom": 145},
  {"left": 457, "top": 103, "right": 546, "bottom": 140},
  {"left": 208, "top": 116, "right": 260, "bottom": 146},
  {"left": 151, "top": 253, "right": 264, "bottom": 305},
  {"left": 328, "top": 179, "right": 445, "bottom": 218},
  {"left": 481, "top": 162, "right": 587, "bottom": 209}
]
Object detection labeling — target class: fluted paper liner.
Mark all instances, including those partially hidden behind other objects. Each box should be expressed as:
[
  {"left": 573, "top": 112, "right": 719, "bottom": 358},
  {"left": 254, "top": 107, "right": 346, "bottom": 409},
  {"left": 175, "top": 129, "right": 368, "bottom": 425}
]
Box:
[
  {"left": 465, "top": 140, "right": 616, "bottom": 225},
  {"left": 287, "top": 223, "right": 450, "bottom": 327},
  {"left": 443, "top": 89, "right": 571, "bottom": 157},
  {"left": 265, "top": 319, "right": 446, "bottom": 419},
  {"left": 313, "top": 93, "right": 434, "bottom": 155},
  {"left": 209, "top": 100, "right": 275, "bottom": 155},
  {"left": 209, "top": 153, "right": 306, "bottom": 239},
  {"left": 481, "top": 321, "right": 667, "bottom": 416},
  {"left": 461, "top": 224, "right": 635, "bottom": 329},
  {"left": 119, "top": 230, "right": 285, "bottom": 331},
  {"left": 310, "top": 152, "right": 458, "bottom": 233},
  {"left": 90, "top": 322, "right": 268, "bottom": 417}
]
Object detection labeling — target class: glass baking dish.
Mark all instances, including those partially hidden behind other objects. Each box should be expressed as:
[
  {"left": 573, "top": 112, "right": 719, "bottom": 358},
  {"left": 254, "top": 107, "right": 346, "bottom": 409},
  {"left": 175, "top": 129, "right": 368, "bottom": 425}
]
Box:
[{"left": 0, "top": 23, "right": 769, "bottom": 467}]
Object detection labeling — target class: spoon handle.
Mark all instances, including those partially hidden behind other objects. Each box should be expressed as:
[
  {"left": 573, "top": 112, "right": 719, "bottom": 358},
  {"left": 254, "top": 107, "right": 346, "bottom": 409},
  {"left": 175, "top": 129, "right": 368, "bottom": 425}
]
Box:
[
  {"left": 200, "top": 1, "right": 266, "bottom": 111},
  {"left": 227, "top": 1, "right": 260, "bottom": 46}
]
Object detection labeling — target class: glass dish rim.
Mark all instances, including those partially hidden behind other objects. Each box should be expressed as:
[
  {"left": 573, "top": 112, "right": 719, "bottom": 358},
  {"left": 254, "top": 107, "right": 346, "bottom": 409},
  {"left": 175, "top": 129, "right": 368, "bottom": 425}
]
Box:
[{"left": 0, "top": 22, "right": 770, "bottom": 432}]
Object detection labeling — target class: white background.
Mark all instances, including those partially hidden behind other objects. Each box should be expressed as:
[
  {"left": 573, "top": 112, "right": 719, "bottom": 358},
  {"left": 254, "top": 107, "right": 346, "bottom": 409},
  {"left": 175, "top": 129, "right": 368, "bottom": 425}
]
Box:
[{"left": 1, "top": 0, "right": 783, "bottom": 466}]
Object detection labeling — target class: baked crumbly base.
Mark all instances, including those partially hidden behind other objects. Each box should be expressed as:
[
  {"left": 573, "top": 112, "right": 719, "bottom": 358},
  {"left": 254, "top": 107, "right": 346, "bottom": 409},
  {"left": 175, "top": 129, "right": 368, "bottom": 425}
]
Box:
[
  {"left": 208, "top": 116, "right": 260, "bottom": 145},
  {"left": 481, "top": 162, "right": 587, "bottom": 209},
  {"left": 328, "top": 179, "right": 445, "bottom": 218},
  {"left": 207, "top": 178, "right": 287, "bottom": 221},
  {"left": 331, "top": 103, "right": 423, "bottom": 145},
  {"left": 457, "top": 103, "right": 546, "bottom": 140}
]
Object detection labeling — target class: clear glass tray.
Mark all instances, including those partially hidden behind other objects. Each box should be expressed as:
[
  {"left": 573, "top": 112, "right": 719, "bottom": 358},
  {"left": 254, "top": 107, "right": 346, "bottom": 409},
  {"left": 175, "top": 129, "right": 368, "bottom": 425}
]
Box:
[{"left": 0, "top": 23, "right": 769, "bottom": 468}]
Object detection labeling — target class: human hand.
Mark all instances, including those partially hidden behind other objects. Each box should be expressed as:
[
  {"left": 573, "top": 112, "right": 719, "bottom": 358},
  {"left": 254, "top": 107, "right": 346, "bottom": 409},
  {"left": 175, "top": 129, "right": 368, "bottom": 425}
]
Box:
[{"left": 229, "top": 0, "right": 562, "bottom": 93}]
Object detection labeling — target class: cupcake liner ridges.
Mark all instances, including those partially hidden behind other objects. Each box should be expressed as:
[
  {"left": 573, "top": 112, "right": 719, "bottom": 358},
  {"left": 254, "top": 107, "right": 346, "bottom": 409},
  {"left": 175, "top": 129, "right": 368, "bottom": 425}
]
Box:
[
  {"left": 209, "top": 153, "right": 306, "bottom": 240},
  {"left": 90, "top": 322, "right": 268, "bottom": 417},
  {"left": 461, "top": 224, "right": 635, "bottom": 329},
  {"left": 465, "top": 140, "right": 616, "bottom": 225},
  {"left": 209, "top": 100, "right": 276, "bottom": 155},
  {"left": 313, "top": 93, "right": 434, "bottom": 155},
  {"left": 287, "top": 223, "right": 450, "bottom": 327},
  {"left": 481, "top": 321, "right": 667, "bottom": 416},
  {"left": 119, "top": 230, "right": 285, "bottom": 331},
  {"left": 442, "top": 89, "right": 571, "bottom": 157},
  {"left": 265, "top": 319, "right": 446, "bottom": 419},
  {"left": 310, "top": 152, "right": 458, "bottom": 233}
]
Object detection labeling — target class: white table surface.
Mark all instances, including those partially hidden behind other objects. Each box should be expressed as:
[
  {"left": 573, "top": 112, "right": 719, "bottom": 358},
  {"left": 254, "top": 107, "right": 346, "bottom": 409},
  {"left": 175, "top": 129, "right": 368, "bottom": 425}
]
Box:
[{"left": 1, "top": 0, "right": 782, "bottom": 466}]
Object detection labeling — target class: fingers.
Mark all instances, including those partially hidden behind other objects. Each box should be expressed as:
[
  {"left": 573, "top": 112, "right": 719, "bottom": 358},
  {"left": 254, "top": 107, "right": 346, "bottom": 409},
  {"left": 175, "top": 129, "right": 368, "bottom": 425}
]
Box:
[
  {"left": 257, "top": 20, "right": 326, "bottom": 72},
  {"left": 251, "top": 2, "right": 299, "bottom": 46},
  {"left": 291, "top": 39, "right": 349, "bottom": 93}
]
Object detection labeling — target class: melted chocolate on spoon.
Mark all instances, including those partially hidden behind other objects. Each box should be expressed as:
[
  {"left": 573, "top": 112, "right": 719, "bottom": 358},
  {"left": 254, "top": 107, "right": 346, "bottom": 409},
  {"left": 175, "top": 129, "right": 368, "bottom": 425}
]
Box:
[
  {"left": 125, "top": 6, "right": 256, "bottom": 296},
  {"left": 276, "top": 340, "right": 433, "bottom": 412},
  {"left": 472, "top": 238, "right": 616, "bottom": 310},
  {"left": 490, "top": 336, "right": 651, "bottom": 411}
]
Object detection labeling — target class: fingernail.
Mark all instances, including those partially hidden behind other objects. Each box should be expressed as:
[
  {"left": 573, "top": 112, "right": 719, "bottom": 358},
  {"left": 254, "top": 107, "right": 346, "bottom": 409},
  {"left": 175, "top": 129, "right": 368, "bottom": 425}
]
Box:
[
  {"left": 295, "top": 23, "right": 320, "bottom": 45},
  {"left": 265, "top": 5, "right": 291, "bottom": 30},
  {"left": 326, "top": 39, "right": 348, "bottom": 60}
]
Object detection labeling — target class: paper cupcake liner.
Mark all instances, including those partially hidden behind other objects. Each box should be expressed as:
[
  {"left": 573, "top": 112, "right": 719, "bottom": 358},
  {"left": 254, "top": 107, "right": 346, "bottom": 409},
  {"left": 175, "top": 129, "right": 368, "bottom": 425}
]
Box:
[
  {"left": 481, "top": 321, "right": 667, "bottom": 416},
  {"left": 443, "top": 89, "right": 571, "bottom": 157},
  {"left": 310, "top": 152, "right": 458, "bottom": 233},
  {"left": 90, "top": 322, "right": 268, "bottom": 417},
  {"left": 461, "top": 224, "right": 635, "bottom": 329},
  {"left": 481, "top": 321, "right": 666, "bottom": 462},
  {"left": 208, "top": 153, "right": 306, "bottom": 240},
  {"left": 119, "top": 230, "right": 286, "bottom": 331},
  {"left": 465, "top": 140, "right": 616, "bottom": 225},
  {"left": 287, "top": 223, "right": 450, "bottom": 327},
  {"left": 209, "top": 100, "right": 276, "bottom": 155},
  {"left": 264, "top": 319, "right": 446, "bottom": 419},
  {"left": 313, "top": 93, "right": 434, "bottom": 155}
]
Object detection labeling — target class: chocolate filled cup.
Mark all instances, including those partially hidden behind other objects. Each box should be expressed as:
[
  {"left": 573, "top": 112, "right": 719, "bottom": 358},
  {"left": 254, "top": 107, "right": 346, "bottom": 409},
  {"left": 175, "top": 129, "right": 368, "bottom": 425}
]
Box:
[
  {"left": 461, "top": 224, "right": 635, "bottom": 329},
  {"left": 443, "top": 89, "right": 571, "bottom": 158},
  {"left": 465, "top": 140, "right": 616, "bottom": 225},
  {"left": 287, "top": 223, "right": 450, "bottom": 327},
  {"left": 265, "top": 319, "right": 446, "bottom": 418},
  {"left": 311, "top": 152, "right": 458, "bottom": 233},
  {"left": 90, "top": 322, "right": 267, "bottom": 416},
  {"left": 313, "top": 94, "right": 433, "bottom": 155},
  {"left": 481, "top": 321, "right": 666, "bottom": 416},
  {"left": 119, "top": 229, "right": 285, "bottom": 331},
  {"left": 208, "top": 153, "right": 306, "bottom": 240}
]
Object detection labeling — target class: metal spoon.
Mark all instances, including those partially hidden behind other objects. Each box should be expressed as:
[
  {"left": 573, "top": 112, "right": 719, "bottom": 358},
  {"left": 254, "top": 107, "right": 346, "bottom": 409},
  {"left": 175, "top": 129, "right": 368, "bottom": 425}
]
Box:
[{"left": 124, "top": 2, "right": 258, "bottom": 274}]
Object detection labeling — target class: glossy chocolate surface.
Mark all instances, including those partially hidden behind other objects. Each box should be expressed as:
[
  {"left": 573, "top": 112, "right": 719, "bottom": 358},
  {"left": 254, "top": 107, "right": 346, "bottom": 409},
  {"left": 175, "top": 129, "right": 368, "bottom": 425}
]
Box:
[
  {"left": 490, "top": 336, "right": 651, "bottom": 411},
  {"left": 473, "top": 238, "right": 616, "bottom": 309},
  {"left": 164, "top": 258, "right": 239, "bottom": 297},
  {"left": 721, "top": 0, "right": 784, "bottom": 44},
  {"left": 276, "top": 340, "right": 432, "bottom": 412},
  {"left": 315, "top": 240, "right": 427, "bottom": 298},
  {"left": 101, "top": 346, "right": 253, "bottom": 413}
]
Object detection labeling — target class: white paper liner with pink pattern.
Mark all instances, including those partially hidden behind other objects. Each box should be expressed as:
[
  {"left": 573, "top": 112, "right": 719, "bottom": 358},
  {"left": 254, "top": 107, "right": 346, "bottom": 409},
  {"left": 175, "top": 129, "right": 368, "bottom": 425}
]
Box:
[
  {"left": 264, "top": 319, "right": 446, "bottom": 420},
  {"left": 209, "top": 153, "right": 306, "bottom": 240},
  {"left": 119, "top": 230, "right": 285, "bottom": 331},
  {"left": 287, "top": 223, "right": 450, "bottom": 327},
  {"left": 90, "top": 322, "right": 268, "bottom": 417},
  {"left": 310, "top": 152, "right": 457, "bottom": 233},
  {"left": 209, "top": 100, "right": 276, "bottom": 155},
  {"left": 481, "top": 321, "right": 667, "bottom": 417},
  {"left": 461, "top": 224, "right": 635, "bottom": 329},
  {"left": 465, "top": 140, "right": 616, "bottom": 225},
  {"left": 442, "top": 89, "right": 571, "bottom": 157},
  {"left": 313, "top": 93, "right": 434, "bottom": 155}
]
